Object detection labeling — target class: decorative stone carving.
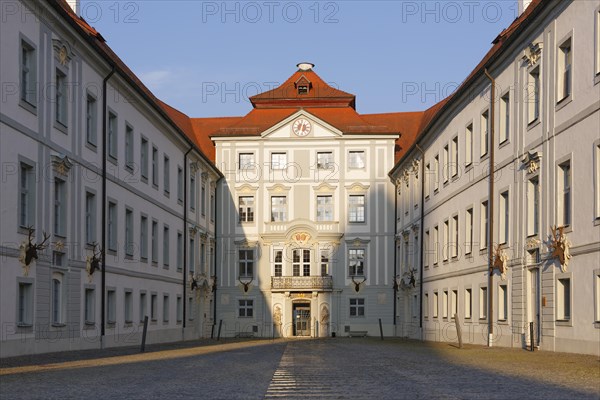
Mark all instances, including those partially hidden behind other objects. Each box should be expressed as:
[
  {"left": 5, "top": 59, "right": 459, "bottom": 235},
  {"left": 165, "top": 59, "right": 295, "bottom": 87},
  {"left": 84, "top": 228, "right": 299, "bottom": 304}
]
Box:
[
  {"left": 522, "top": 42, "right": 543, "bottom": 67},
  {"left": 525, "top": 237, "right": 541, "bottom": 250},
  {"left": 522, "top": 151, "right": 542, "bottom": 175},
  {"left": 51, "top": 154, "right": 73, "bottom": 177},
  {"left": 273, "top": 305, "right": 282, "bottom": 325},
  {"left": 411, "top": 158, "right": 420, "bottom": 179},
  {"left": 291, "top": 232, "right": 311, "bottom": 246},
  {"left": 52, "top": 39, "right": 73, "bottom": 66},
  {"left": 549, "top": 225, "right": 572, "bottom": 272},
  {"left": 320, "top": 304, "right": 329, "bottom": 326},
  {"left": 190, "top": 161, "right": 201, "bottom": 174}
]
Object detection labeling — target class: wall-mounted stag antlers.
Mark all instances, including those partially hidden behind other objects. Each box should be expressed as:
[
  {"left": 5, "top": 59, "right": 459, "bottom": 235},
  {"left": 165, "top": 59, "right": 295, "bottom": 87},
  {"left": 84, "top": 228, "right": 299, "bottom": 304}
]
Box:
[
  {"left": 86, "top": 243, "right": 102, "bottom": 281},
  {"left": 238, "top": 276, "right": 252, "bottom": 293},
  {"left": 18, "top": 227, "right": 50, "bottom": 276},
  {"left": 549, "top": 225, "right": 572, "bottom": 272},
  {"left": 491, "top": 245, "right": 508, "bottom": 280},
  {"left": 351, "top": 275, "right": 367, "bottom": 293}
]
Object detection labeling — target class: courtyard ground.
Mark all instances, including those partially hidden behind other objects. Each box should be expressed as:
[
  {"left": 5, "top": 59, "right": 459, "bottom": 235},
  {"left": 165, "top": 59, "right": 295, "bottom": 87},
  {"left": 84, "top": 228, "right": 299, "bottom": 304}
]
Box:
[{"left": 1, "top": 338, "right": 598, "bottom": 399}]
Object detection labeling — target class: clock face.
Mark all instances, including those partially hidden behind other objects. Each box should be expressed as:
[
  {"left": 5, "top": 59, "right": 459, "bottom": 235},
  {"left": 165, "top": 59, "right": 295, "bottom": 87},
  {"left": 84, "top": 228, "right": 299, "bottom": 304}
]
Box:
[{"left": 292, "top": 118, "right": 312, "bottom": 137}]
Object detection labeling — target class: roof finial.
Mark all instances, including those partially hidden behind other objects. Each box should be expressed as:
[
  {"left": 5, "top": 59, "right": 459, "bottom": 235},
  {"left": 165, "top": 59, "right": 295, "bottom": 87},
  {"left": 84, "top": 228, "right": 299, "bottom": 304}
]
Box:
[{"left": 297, "top": 62, "right": 315, "bottom": 71}]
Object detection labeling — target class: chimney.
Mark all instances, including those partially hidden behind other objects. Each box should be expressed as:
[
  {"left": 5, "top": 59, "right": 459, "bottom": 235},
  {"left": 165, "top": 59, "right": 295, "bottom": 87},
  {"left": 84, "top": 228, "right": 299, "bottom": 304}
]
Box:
[
  {"left": 66, "top": 0, "right": 80, "bottom": 16},
  {"left": 518, "top": 0, "right": 532, "bottom": 15}
]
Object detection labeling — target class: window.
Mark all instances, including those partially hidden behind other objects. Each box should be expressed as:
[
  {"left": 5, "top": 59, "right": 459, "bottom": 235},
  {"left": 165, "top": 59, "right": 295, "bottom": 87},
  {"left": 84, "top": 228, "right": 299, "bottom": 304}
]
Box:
[
  {"left": 85, "top": 288, "right": 96, "bottom": 324},
  {"left": 239, "top": 196, "right": 254, "bottom": 222},
  {"left": 189, "top": 238, "right": 195, "bottom": 273},
  {"left": 348, "top": 151, "right": 365, "bottom": 169},
  {"left": 86, "top": 94, "right": 97, "bottom": 146},
  {"left": 500, "top": 93, "right": 510, "bottom": 143},
  {"left": 527, "top": 177, "right": 540, "bottom": 236},
  {"left": 481, "top": 201, "right": 488, "bottom": 250},
  {"left": 424, "top": 293, "right": 429, "bottom": 318},
  {"left": 239, "top": 153, "right": 254, "bottom": 170},
  {"left": 271, "top": 196, "right": 287, "bottom": 222},
  {"left": 424, "top": 163, "right": 431, "bottom": 198},
  {"left": 596, "top": 144, "right": 600, "bottom": 219},
  {"left": 163, "top": 295, "right": 169, "bottom": 322},
  {"left": 211, "top": 193, "right": 215, "bottom": 222},
  {"left": 140, "top": 215, "right": 148, "bottom": 260},
  {"left": 163, "top": 226, "right": 170, "bottom": 267},
  {"left": 465, "top": 208, "right": 473, "bottom": 255},
  {"left": 442, "top": 291, "right": 448, "bottom": 319},
  {"left": 201, "top": 183, "right": 206, "bottom": 216},
  {"left": 55, "top": 69, "right": 67, "bottom": 126},
  {"left": 349, "top": 298, "right": 365, "bottom": 317},
  {"left": 443, "top": 220, "right": 449, "bottom": 261},
  {"left": 152, "top": 147, "right": 158, "bottom": 187},
  {"left": 451, "top": 290, "right": 458, "bottom": 319},
  {"left": 348, "top": 195, "right": 365, "bottom": 223},
  {"left": 479, "top": 287, "right": 488, "bottom": 319},
  {"left": 433, "top": 225, "right": 439, "bottom": 265},
  {"left": 595, "top": 273, "right": 600, "bottom": 322},
  {"left": 151, "top": 294, "right": 157, "bottom": 321},
  {"left": 125, "top": 125, "right": 134, "bottom": 171},
  {"left": 317, "top": 152, "right": 333, "bottom": 169},
  {"left": 108, "top": 112, "right": 117, "bottom": 159},
  {"left": 557, "top": 38, "right": 572, "bottom": 102},
  {"left": 348, "top": 249, "right": 365, "bottom": 276},
  {"left": 274, "top": 250, "right": 283, "bottom": 277},
  {"left": 177, "top": 167, "right": 183, "bottom": 202},
  {"left": 320, "top": 250, "right": 330, "bottom": 276},
  {"left": 19, "top": 162, "right": 35, "bottom": 228},
  {"left": 140, "top": 292, "right": 147, "bottom": 322},
  {"left": 200, "top": 243, "right": 205, "bottom": 273},
  {"left": 596, "top": 9, "right": 600, "bottom": 76},
  {"left": 451, "top": 136, "right": 458, "bottom": 177},
  {"left": 163, "top": 156, "right": 170, "bottom": 194},
  {"left": 498, "top": 284, "right": 508, "bottom": 321},
  {"left": 499, "top": 191, "right": 509, "bottom": 245},
  {"left": 424, "top": 230, "right": 430, "bottom": 268},
  {"left": 177, "top": 232, "right": 183, "bottom": 271},
  {"left": 17, "top": 282, "right": 33, "bottom": 325},
  {"left": 465, "top": 288, "right": 472, "bottom": 319},
  {"left": 125, "top": 208, "right": 133, "bottom": 256},
  {"left": 298, "top": 85, "right": 308, "bottom": 94},
  {"left": 54, "top": 178, "right": 66, "bottom": 236},
  {"left": 317, "top": 195, "right": 333, "bottom": 221},
  {"left": 190, "top": 174, "right": 196, "bottom": 211},
  {"left": 558, "top": 161, "right": 571, "bottom": 227},
  {"left": 124, "top": 291, "right": 133, "bottom": 323},
  {"left": 433, "top": 292, "right": 439, "bottom": 318},
  {"left": 443, "top": 145, "right": 449, "bottom": 183},
  {"left": 151, "top": 220, "right": 158, "bottom": 263},
  {"left": 480, "top": 110, "right": 489, "bottom": 158},
  {"left": 238, "top": 299, "right": 254, "bottom": 317},
  {"left": 108, "top": 201, "right": 117, "bottom": 251},
  {"left": 188, "top": 297, "right": 194, "bottom": 321},
  {"left": 452, "top": 215, "right": 458, "bottom": 258},
  {"left": 271, "top": 152, "right": 287, "bottom": 170},
  {"left": 557, "top": 278, "right": 571, "bottom": 321},
  {"left": 20, "top": 40, "right": 36, "bottom": 106},
  {"left": 433, "top": 155, "right": 439, "bottom": 192},
  {"left": 141, "top": 138, "right": 148, "bottom": 180},
  {"left": 53, "top": 251, "right": 64, "bottom": 267},
  {"left": 51, "top": 276, "right": 63, "bottom": 325},
  {"left": 239, "top": 249, "right": 253, "bottom": 278},
  {"left": 176, "top": 296, "right": 183, "bottom": 323},
  {"left": 465, "top": 123, "right": 473, "bottom": 166},
  {"left": 107, "top": 289, "right": 116, "bottom": 324},
  {"left": 293, "top": 249, "right": 311, "bottom": 277},
  {"left": 84, "top": 192, "right": 96, "bottom": 245},
  {"left": 528, "top": 67, "right": 540, "bottom": 123}
]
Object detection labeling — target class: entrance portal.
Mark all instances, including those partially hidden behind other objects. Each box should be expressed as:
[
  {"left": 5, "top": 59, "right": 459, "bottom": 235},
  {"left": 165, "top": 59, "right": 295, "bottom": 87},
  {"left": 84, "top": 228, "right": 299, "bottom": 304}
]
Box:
[{"left": 293, "top": 303, "right": 311, "bottom": 336}]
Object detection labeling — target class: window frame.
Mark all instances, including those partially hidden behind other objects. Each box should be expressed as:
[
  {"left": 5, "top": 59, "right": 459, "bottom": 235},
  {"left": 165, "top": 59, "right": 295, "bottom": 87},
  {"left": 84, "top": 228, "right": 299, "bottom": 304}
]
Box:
[
  {"left": 239, "top": 196, "right": 255, "bottom": 223},
  {"left": 348, "top": 150, "right": 366, "bottom": 170},
  {"left": 239, "top": 249, "right": 254, "bottom": 278},
  {"left": 19, "top": 36, "right": 37, "bottom": 109},
  {"left": 348, "top": 248, "right": 365, "bottom": 277},
  {"left": 349, "top": 298, "right": 365, "bottom": 318},
  {"left": 238, "top": 299, "right": 254, "bottom": 318},
  {"left": 348, "top": 194, "right": 365, "bottom": 223},
  {"left": 316, "top": 195, "right": 334, "bottom": 221}
]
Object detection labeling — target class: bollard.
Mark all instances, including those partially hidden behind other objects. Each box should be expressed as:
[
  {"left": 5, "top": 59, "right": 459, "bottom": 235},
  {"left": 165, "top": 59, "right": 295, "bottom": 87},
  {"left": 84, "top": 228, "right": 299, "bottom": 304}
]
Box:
[
  {"left": 217, "top": 319, "right": 223, "bottom": 341},
  {"left": 454, "top": 314, "right": 463, "bottom": 349},
  {"left": 378, "top": 318, "right": 384, "bottom": 341},
  {"left": 140, "top": 316, "right": 149, "bottom": 353},
  {"left": 529, "top": 322, "right": 534, "bottom": 351}
]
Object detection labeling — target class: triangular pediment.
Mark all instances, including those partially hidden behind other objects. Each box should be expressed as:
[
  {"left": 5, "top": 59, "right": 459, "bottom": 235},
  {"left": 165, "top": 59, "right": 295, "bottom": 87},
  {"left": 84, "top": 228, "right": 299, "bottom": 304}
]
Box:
[{"left": 260, "top": 110, "right": 343, "bottom": 139}]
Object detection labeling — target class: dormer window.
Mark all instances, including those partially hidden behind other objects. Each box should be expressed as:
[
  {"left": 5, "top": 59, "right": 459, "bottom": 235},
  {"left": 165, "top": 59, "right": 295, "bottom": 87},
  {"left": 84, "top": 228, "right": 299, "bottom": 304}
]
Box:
[{"left": 298, "top": 85, "right": 308, "bottom": 95}]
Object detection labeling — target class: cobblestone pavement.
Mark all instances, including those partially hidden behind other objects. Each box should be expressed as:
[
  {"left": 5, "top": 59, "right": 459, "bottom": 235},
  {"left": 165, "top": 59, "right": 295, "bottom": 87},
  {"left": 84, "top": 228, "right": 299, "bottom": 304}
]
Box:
[{"left": 1, "top": 338, "right": 598, "bottom": 399}]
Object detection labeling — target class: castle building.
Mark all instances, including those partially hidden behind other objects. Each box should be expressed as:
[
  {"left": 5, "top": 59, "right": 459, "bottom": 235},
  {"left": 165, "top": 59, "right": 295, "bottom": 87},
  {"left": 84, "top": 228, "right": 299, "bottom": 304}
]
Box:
[{"left": 0, "top": 0, "right": 598, "bottom": 357}]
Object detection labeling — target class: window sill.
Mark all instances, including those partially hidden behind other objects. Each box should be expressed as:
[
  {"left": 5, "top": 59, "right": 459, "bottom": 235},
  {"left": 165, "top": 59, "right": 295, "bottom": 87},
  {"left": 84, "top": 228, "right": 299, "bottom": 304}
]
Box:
[
  {"left": 527, "top": 118, "right": 541, "bottom": 131},
  {"left": 151, "top": 261, "right": 158, "bottom": 267},
  {"left": 594, "top": 322, "right": 600, "bottom": 329},
  {"left": 163, "top": 264, "right": 169, "bottom": 270},
  {"left": 499, "top": 139, "right": 510, "bottom": 149},
  {"left": 594, "top": 73, "right": 600, "bottom": 86},
  {"left": 124, "top": 321, "right": 132, "bottom": 326},
  {"left": 164, "top": 191, "right": 170, "bottom": 198},
  {"left": 152, "top": 184, "right": 159, "bottom": 191},
  {"left": 125, "top": 165, "right": 134, "bottom": 174},
  {"left": 593, "top": 218, "right": 600, "bottom": 227},
  {"left": 480, "top": 153, "right": 489, "bottom": 162},
  {"left": 555, "top": 95, "right": 572, "bottom": 111},
  {"left": 107, "top": 249, "right": 117, "bottom": 256},
  {"left": 556, "top": 320, "right": 572, "bottom": 327},
  {"left": 464, "top": 163, "right": 472, "bottom": 171},
  {"left": 451, "top": 174, "right": 459, "bottom": 182},
  {"left": 19, "top": 99, "right": 37, "bottom": 115},
  {"left": 141, "top": 176, "right": 148, "bottom": 184},
  {"left": 17, "top": 323, "right": 33, "bottom": 328},
  {"left": 85, "top": 321, "right": 96, "bottom": 326},
  {"left": 85, "top": 141, "right": 97, "bottom": 152},
  {"left": 498, "top": 319, "right": 509, "bottom": 325},
  {"left": 54, "top": 121, "right": 68, "bottom": 134},
  {"left": 108, "top": 156, "right": 118, "bottom": 166},
  {"left": 141, "top": 257, "right": 148, "bottom": 263},
  {"left": 125, "top": 255, "right": 133, "bottom": 260},
  {"left": 52, "top": 323, "right": 67, "bottom": 328}
]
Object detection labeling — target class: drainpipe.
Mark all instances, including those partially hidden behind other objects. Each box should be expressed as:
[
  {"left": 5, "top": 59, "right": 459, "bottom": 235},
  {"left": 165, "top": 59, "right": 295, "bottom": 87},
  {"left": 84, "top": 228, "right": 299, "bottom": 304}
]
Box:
[
  {"left": 212, "top": 176, "right": 222, "bottom": 336},
  {"left": 415, "top": 144, "right": 425, "bottom": 334},
  {"left": 484, "top": 68, "right": 495, "bottom": 347},
  {"left": 101, "top": 66, "right": 115, "bottom": 344},
  {"left": 182, "top": 148, "right": 192, "bottom": 328},
  {"left": 393, "top": 180, "right": 398, "bottom": 327}
]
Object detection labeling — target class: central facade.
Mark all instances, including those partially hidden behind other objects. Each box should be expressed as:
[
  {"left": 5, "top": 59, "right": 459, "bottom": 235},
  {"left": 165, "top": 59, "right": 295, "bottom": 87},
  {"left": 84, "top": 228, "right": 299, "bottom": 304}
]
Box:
[{"left": 210, "top": 65, "right": 399, "bottom": 337}]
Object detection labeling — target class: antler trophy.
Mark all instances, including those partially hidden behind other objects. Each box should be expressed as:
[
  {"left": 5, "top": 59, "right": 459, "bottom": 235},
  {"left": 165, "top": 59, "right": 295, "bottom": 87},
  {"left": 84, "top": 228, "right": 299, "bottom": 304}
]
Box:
[
  {"left": 18, "top": 227, "right": 50, "bottom": 276},
  {"left": 491, "top": 245, "right": 508, "bottom": 280},
  {"left": 549, "top": 225, "right": 572, "bottom": 272},
  {"left": 351, "top": 275, "right": 367, "bottom": 293},
  {"left": 238, "top": 276, "right": 252, "bottom": 293},
  {"left": 86, "top": 243, "right": 102, "bottom": 281}
]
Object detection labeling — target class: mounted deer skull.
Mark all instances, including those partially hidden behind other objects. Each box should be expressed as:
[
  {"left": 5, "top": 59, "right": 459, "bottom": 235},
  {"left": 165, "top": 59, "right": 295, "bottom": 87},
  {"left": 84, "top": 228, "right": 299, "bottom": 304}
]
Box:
[
  {"left": 351, "top": 275, "right": 366, "bottom": 293},
  {"left": 18, "top": 227, "right": 50, "bottom": 276},
  {"left": 549, "top": 225, "right": 572, "bottom": 272},
  {"left": 491, "top": 244, "right": 508, "bottom": 280},
  {"left": 238, "top": 276, "right": 252, "bottom": 293},
  {"left": 86, "top": 243, "right": 102, "bottom": 281}
]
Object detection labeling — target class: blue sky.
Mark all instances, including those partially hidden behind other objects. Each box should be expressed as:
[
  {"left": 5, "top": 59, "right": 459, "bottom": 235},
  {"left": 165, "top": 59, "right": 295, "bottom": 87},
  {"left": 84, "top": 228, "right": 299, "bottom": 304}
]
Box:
[{"left": 80, "top": 1, "right": 520, "bottom": 117}]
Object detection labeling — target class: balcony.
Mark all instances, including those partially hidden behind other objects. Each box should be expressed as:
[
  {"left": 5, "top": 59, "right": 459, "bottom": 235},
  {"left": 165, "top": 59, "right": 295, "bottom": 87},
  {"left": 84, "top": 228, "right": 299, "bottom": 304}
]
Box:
[
  {"left": 271, "top": 275, "right": 333, "bottom": 291},
  {"left": 264, "top": 221, "right": 340, "bottom": 234}
]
